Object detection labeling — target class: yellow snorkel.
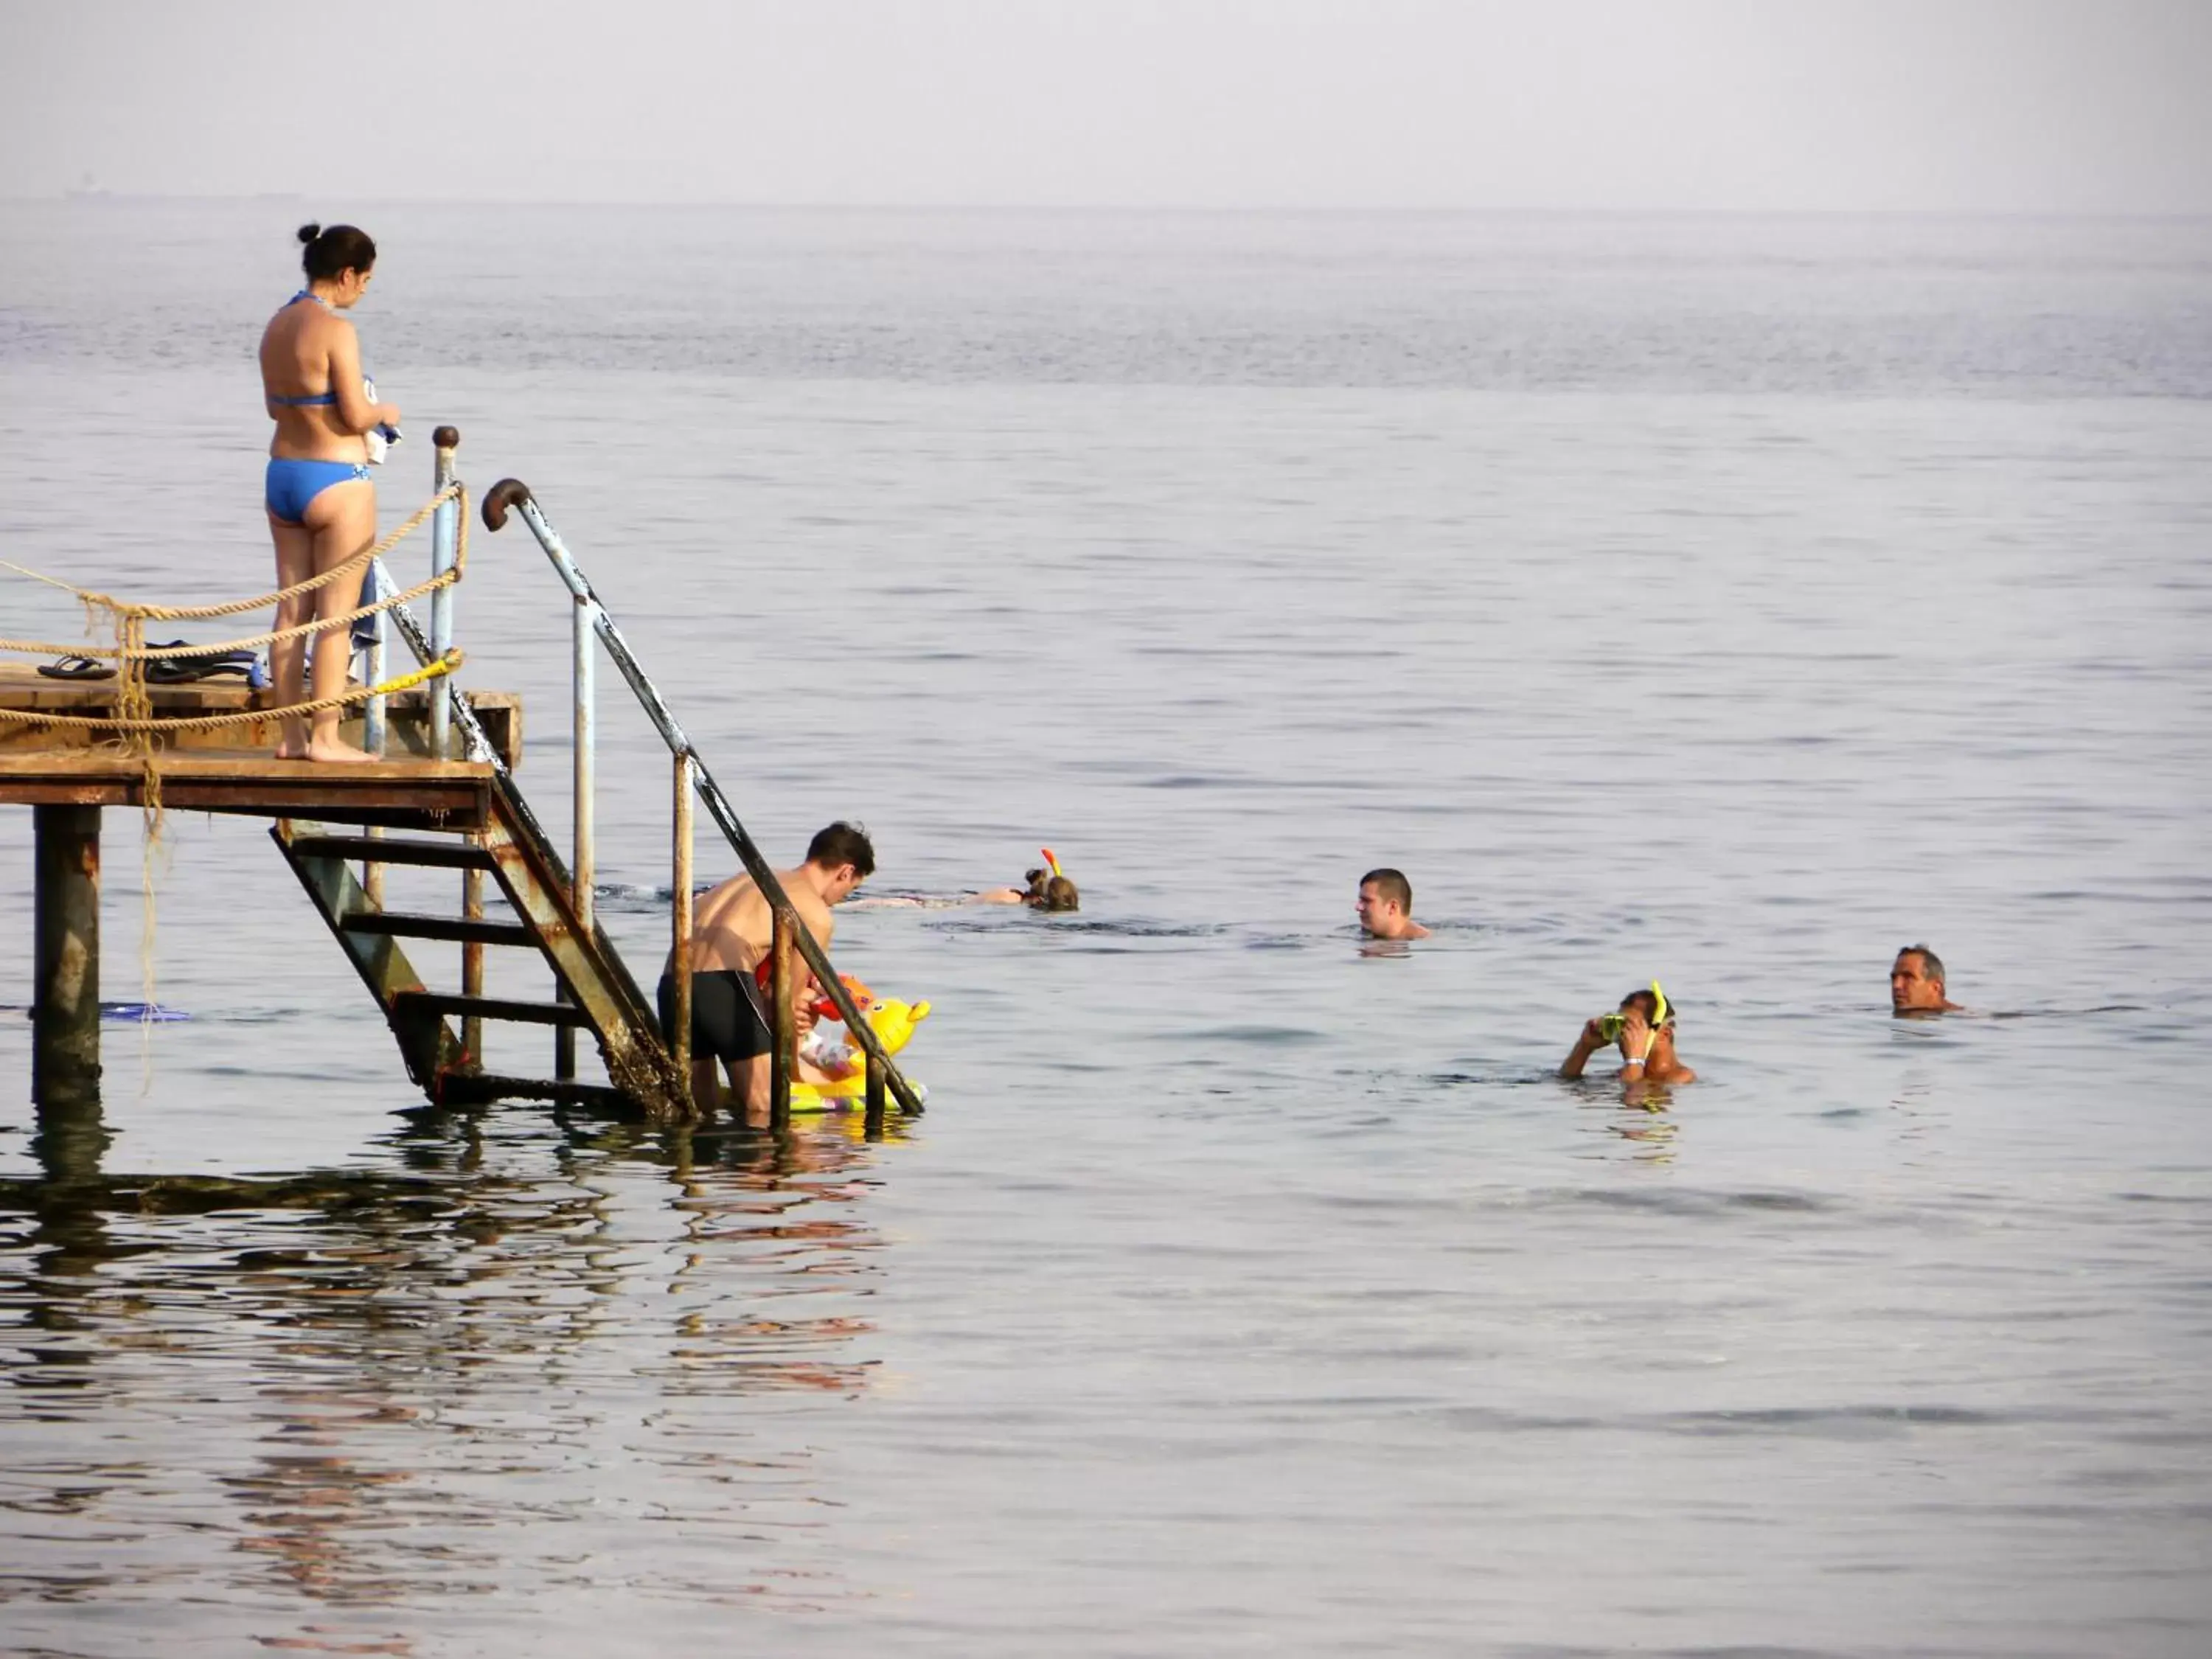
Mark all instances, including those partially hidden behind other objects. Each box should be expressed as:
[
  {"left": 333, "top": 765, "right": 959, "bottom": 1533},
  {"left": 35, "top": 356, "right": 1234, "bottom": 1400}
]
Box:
[{"left": 1041, "top": 847, "right": 1062, "bottom": 880}]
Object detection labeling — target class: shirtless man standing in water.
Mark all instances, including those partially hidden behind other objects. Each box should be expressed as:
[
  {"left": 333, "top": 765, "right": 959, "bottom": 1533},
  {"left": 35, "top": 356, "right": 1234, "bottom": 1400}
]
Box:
[{"left": 658, "top": 822, "right": 874, "bottom": 1124}]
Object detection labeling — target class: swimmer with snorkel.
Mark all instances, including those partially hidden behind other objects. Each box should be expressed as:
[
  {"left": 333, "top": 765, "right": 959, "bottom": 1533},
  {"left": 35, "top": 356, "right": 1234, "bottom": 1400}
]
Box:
[
  {"left": 855, "top": 848, "right": 1080, "bottom": 912},
  {"left": 978, "top": 847, "right": 1081, "bottom": 911},
  {"left": 1560, "top": 982, "right": 1697, "bottom": 1085}
]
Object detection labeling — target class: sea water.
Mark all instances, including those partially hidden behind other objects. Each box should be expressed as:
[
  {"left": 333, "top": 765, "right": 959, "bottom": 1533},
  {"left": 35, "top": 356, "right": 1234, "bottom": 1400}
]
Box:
[{"left": 1, "top": 203, "right": 2209, "bottom": 1655}]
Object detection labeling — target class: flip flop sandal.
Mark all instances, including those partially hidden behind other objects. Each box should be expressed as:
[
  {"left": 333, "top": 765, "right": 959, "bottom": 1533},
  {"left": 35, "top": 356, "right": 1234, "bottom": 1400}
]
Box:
[{"left": 36, "top": 655, "right": 115, "bottom": 681}]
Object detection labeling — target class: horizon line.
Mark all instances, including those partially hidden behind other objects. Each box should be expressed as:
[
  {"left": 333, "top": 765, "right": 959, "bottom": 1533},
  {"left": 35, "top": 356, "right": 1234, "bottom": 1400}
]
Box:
[{"left": 7, "top": 193, "right": 2210, "bottom": 223}]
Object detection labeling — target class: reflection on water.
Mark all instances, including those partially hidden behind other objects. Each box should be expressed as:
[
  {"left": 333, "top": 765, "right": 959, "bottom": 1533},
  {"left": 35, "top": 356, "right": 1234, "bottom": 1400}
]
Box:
[{"left": 0, "top": 1114, "right": 897, "bottom": 1636}]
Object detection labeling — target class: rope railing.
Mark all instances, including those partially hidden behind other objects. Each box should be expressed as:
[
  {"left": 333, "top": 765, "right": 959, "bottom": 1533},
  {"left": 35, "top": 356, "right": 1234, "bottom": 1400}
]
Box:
[
  {"left": 0, "top": 484, "right": 465, "bottom": 671},
  {"left": 0, "top": 651, "right": 464, "bottom": 734},
  {"left": 1, "top": 475, "right": 473, "bottom": 1084}
]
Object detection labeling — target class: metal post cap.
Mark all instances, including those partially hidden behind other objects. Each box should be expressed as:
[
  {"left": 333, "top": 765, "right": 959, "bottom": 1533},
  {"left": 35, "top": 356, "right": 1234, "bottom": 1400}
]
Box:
[{"left": 482, "top": 479, "right": 535, "bottom": 530}]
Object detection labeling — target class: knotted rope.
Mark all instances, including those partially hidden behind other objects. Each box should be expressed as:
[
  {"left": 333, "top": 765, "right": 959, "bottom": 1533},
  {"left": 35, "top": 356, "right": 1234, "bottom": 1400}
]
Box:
[
  {"left": 0, "top": 482, "right": 466, "bottom": 672},
  {"left": 0, "top": 484, "right": 474, "bottom": 1068}
]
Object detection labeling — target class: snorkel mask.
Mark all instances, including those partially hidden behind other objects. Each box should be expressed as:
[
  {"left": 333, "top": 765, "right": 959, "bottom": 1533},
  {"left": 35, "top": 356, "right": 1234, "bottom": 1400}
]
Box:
[{"left": 1596, "top": 981, "right": 1671, "bottom": 1045}]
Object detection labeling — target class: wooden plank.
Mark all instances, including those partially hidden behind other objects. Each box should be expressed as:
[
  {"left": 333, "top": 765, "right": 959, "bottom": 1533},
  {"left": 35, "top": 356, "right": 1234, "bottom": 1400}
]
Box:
[
  {"left": 285, "top": 834, "right": 492, "bottom": 870},
  {"left": 341, "top": 911, "right": 533, "bottom": 947},
  {"left": 393, "top": 991, "right": 591, "bottom": 1028},
  {"left": 0, "top": 680, "right": 523, "bottom": 769},
  {"left": 0, "top": 751, "right": 495, "bottom": 823},
  {"left": 0, "top": 751, "right": 494, "bottom": 781}
]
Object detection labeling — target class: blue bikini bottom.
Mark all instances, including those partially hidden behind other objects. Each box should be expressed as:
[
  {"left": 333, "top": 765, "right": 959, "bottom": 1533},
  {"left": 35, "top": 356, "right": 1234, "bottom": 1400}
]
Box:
[{"left": 265, "top": 458, "right": 371, "bottom": 526}]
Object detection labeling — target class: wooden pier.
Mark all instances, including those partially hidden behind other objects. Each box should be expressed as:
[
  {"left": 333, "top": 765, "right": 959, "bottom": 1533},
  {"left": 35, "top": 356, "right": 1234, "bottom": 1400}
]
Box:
[
  {"left": 4, "top": 450, "right": 922, "bottom": 1138},
  {"left": 1, "top": 674, "right": 683, "bottom": 1119}
]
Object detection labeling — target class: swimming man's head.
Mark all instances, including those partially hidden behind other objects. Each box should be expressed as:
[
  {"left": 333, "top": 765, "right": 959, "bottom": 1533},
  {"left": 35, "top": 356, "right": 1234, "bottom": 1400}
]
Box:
[
  {"left": 1891, "top": 945, "right": 1951, "bottom": 1015},
  {"left": 1356, "top": 869, "right": 1419, "bottom": 939}
]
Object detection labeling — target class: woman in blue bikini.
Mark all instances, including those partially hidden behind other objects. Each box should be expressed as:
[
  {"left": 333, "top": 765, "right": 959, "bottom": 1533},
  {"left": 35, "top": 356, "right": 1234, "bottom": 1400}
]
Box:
[{"left": 258, "top": 223, "right": 400, "bottom": 762}]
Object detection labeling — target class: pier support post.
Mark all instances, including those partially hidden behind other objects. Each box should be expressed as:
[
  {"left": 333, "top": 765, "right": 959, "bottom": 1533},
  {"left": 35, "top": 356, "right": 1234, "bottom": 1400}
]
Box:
[{"left": 32, "top": 804, "right": 102, "bottom": 1108}]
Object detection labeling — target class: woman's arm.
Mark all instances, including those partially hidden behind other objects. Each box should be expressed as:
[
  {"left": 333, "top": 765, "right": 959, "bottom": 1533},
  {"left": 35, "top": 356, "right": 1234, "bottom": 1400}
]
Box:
[{"left": 324, "top": 324, "right": 399, "bottom": 436}]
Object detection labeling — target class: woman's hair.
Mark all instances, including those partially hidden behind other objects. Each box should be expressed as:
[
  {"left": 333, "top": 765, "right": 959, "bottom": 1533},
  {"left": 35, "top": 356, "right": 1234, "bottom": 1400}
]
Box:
[
  {"left": 1031, "top": 876, "right": 1079, "bottom": 913},
  {"left": 297, "top": 223, "right": 378, "bottom": 283}
]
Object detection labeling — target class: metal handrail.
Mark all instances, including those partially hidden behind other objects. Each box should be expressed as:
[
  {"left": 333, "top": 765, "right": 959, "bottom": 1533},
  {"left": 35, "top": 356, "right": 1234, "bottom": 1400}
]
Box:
[{"left": 478, "top": 477, "right": 923, "bottom": 1121}]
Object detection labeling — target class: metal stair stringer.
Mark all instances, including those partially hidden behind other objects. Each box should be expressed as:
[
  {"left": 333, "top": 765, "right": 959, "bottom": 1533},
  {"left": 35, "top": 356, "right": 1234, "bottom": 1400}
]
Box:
[
  {"left": 476, "top": 773, "right": 690, "bottom": 1119},
  {"left": 272, "top": 818, "right": 471, "bottom": 1098}
]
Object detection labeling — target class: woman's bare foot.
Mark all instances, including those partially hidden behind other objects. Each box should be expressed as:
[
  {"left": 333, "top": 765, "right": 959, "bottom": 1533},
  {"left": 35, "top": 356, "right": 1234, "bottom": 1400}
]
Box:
[
  {"left": 304, "top": 736, "right": 379, "bottom": 765},
  {"left": 275, "top": 740, "right": 310, "bottom": 761}
]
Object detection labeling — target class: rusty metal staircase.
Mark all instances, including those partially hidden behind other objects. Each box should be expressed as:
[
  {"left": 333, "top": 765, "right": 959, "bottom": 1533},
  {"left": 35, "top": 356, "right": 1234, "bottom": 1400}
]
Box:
[
  {"left": 271, "top": 773, "right": 688, "bottom": 1115},
  {"left": 261, "top": 439, "right": 922, "bottom": 1127}
]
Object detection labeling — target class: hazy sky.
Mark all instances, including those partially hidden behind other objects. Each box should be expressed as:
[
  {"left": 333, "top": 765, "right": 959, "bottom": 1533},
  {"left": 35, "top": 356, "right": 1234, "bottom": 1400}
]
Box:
[{"left": 3, "top": 0, "right": 2208, "bottom": 212}]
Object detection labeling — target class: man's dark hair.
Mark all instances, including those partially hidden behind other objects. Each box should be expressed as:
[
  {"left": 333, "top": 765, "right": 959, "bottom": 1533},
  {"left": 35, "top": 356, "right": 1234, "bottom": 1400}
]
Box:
[
  {"left": 1360, "top": 868, "right": 1413, "bottom": 913},
  {"left": 1898, "top": 944, "right": 1946, "bottom": 987},
  {"left": 807, "top": 821, "right": 875, "bottom": 877},
  {"left": 1620, "top": 988, "right": 1680, "bottom": 1026}
]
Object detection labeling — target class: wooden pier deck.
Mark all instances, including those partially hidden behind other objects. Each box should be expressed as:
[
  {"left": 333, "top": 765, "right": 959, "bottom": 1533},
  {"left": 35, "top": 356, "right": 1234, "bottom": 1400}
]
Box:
[
  {"left": 0, "top": 750, "right": 499, "bottom": 827},
  {"left": 3, "top": 672, "right": 689, "bottom": 1119},
  {"left": 0, "top": 664, "right": 520, "bottom": 768}
]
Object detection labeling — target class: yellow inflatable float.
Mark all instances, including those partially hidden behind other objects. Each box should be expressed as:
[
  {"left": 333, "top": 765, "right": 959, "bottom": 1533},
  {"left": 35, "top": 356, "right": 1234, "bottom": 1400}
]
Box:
[{"left": 790, "top": 995, "right": 932, "bottom": 1111}]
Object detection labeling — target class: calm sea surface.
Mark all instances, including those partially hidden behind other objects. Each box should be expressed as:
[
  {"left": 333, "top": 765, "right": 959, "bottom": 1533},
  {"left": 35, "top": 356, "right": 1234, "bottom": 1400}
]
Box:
[{"left": 2, "top": 204, "right": 2211, "bottom": 1655}]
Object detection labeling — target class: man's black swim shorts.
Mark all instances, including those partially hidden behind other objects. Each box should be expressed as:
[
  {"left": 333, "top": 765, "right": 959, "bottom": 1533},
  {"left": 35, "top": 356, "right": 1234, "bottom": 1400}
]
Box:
[{"left": 658, "top": 968, "right": 773, "bottom": 1063}]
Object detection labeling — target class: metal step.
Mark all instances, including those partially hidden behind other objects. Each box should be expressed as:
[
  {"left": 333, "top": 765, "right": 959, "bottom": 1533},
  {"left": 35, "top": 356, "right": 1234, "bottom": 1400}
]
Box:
[
  {"left": 392, "top": 990, "right": 591, "bottom": 1028},
  {"left": 341, "top": 911, "right": 532, "bottom": 947},
  {"left": 288, "top": 833, "right": 493, "bottom": 871}
]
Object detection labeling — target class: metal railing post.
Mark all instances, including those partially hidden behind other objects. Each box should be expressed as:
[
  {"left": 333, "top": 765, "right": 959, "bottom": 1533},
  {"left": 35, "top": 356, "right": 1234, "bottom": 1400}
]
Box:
[
  {"left": 363, "top": 558, "right": 388, "bottom": 757},
  {"left": 671, "top": 754, "right": 694, "bottom": 1087},
  {"left": 361, "top": 557, "right": 389, "bottom": 912},
  {"left": 428, "top": 429, "right": 460, "bottom": 760},
  {"left": 769, "top": 908, "right": 796, "bottom": 1128},
  {"left": 557, "top": 566, "right": 596, "bottom": 1084}
]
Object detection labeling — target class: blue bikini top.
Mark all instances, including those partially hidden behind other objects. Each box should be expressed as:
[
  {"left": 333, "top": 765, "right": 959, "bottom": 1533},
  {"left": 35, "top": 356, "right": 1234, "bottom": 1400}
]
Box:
[{"left": 265, "top": 290, "right": 341, "bottom": 406}]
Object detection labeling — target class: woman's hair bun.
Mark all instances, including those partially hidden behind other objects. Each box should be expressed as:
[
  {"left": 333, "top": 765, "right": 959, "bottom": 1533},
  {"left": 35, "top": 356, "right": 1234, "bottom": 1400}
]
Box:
[{"left": 296, "top": 223, "right": 322, "bottom": 246}]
